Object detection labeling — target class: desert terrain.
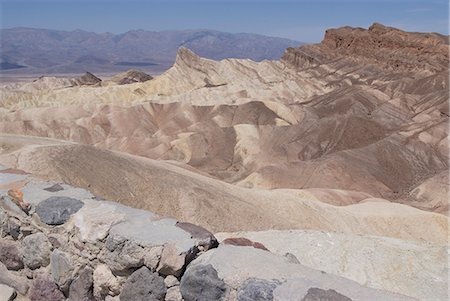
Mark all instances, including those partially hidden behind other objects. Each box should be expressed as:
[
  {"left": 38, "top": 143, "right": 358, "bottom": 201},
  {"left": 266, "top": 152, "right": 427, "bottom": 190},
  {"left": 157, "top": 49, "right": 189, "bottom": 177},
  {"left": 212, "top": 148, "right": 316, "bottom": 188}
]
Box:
[{"left": 0, "top": 23, "right": 448, "bottom": 301}]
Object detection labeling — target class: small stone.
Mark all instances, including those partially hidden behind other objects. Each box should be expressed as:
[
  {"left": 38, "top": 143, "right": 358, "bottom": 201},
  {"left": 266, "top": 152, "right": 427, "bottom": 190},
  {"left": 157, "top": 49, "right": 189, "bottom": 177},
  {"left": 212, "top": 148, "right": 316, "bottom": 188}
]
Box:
[
  {"left": 101, "top": 236, "right": 145, "bottom": 275},
  {"left": 69, "top": 266, "right": 94, "bottom": 301},
  {"left": 222, "top": 237, "right": 269, "bottom": 251},
  {"left": 301, "top": 287, "right": 352, "bottom": 301},
  {"left": 180, "top": 264, "right": 228, "bottom": 301},
  {"left": 284, "top": 252, "right": 300, "bottom": 264},
  {"left": 48, "top": 234, "right": 68, "bottom": 249},
  {"left": 0, "top": 284, "right": 17, "bottom": 301},
  {"left": 0, "top": 240, "right": 23, "bottom": 270},
  {"left": 164, "top": 275, "right": 179, "bottom": 288},
  {"left": 44, "top": 184, "right": 65, "bottom": 192},
  {"left": 175, "top": 222, "right": 218, "bottom": 251},
  {"left": 119, "top": 266, "right": 166, "bottom": 301},
  {"left": 36, "top": 196, "right": 84, "bottom": 225},
  {"left": 144, "top": 246, "right": 163, "bottom": 271},
  {"left": 29, "top": 275, "right": 65, "bottom": 301},
  {"left": 50, "top": 249, "right": 73, "bottom": 292},
  {"left": 93, "top": 264, "right": 120, "bottom": 299},
  {"left": 22, "top": 232, "right": 52, "bottom": 270},
  {"left": 157, "top": 244, "right": 186, "bottom": 277},
  {"left": 6, "top": 218, "right": 21, "bottom": 239},
  {"left": 0, "top": 262, "right": 29, "bottom": 295},
  {"left": 165, "top": 286, "right": 183, "bottom": 301},
  {"left": 237, "top": 278, "right": 278, "bottom": 301}
]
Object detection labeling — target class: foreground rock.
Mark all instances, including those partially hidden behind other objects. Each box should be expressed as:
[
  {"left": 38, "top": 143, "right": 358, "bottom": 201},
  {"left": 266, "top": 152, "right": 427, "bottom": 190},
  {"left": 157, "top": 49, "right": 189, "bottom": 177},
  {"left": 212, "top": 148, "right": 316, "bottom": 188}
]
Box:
[
  {"left": 216, "top": 230, "right": 448, "bottom": 300},
  {"left": 182, "top": 245, "right": 415, "bottom": 301},
  {"left": 0, "top": 163, "right": 444, "bottom": 300}
]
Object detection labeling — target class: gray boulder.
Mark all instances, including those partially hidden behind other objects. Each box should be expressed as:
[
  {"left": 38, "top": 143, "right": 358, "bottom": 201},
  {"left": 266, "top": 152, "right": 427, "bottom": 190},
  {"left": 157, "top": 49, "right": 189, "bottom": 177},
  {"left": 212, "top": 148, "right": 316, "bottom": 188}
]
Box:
[
  {"left": 101, "top": 235, "right": 146, "bottom": 275},
  {"left": 119, "top": 266, "right": 166, "bottom": 301},
  {"left": 180, "top": 264, "right": 228, "bottom": 301},
  {"left": 69, "top": 266, "right": 94, "bottom": 301},
  {"left": 36, "top": 196, "right": 83, "bottom": 225},
  {"left": 237, "top": 278, "right": 278, "bottom": 301},
  {"left": 0, "top": 240, "right": 23, "bottom": 270},
  {"left": 22, "top": 232, "right": 52, "bottom": 269},
  {"left": 29, "top": 275, "right": 65, "bottom": 301}
]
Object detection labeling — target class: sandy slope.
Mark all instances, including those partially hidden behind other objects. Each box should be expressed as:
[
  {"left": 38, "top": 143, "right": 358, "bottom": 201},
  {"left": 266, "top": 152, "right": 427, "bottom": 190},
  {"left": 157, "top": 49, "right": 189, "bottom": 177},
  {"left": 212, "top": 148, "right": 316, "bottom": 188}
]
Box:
[{"left": 0, "top": 134, "right": 447, "bottom": 245}]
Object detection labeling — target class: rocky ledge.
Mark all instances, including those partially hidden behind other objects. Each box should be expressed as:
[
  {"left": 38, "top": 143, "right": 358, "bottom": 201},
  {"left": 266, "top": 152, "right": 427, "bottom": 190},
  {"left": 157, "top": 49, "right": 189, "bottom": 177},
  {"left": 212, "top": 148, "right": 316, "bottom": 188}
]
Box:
[{"left": 0, "top": 165, "right": 415, "bottom": 301}]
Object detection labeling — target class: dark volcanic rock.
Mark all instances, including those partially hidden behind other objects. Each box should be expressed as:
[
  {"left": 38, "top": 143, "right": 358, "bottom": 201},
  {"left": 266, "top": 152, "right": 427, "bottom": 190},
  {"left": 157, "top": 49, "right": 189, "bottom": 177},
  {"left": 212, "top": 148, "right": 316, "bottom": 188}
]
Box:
[
  {"left": 68, "top": 266, "right": 94, "bottom": 301},
  {"left": 30, "top": 275, "right": 65, "bottom": 301},
  {"left": 119, "top": 266, "right": 166, "bottom": 301},
  {"left": 0, "top": 240, "right": 23, "bottom": 270},
  {"left": 301, "top": 287, "right": 352, "bottom": 301},
  {"left": 36, "top": 196, "right": 84, "bottom": 225},
  {"left": 237, "top": 278, "right": 278, "bottom": 301},
  {"left": 180, "top": 264, "right": 228, "bottom": 301}
]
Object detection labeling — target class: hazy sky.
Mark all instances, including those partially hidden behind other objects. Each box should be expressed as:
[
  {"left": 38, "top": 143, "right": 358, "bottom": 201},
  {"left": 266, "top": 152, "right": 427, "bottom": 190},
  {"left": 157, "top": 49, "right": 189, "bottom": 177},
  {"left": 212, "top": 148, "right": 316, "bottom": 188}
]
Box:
[{"left": 1, "top": 0, "right": 448, "bottom": 42}]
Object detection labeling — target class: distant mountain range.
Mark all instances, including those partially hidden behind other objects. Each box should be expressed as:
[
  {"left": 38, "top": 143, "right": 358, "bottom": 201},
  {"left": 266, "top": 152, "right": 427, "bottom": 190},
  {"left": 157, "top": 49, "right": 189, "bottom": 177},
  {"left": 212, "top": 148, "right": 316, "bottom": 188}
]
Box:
[{"left": 0, "top": 27, "right": 302, "bottom": 74}]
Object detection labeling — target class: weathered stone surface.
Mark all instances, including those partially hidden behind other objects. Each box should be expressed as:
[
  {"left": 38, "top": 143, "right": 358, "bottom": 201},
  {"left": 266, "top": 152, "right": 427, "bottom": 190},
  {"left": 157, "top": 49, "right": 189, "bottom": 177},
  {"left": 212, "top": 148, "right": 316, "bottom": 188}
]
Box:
[
  {"left": 180, "top": 264, "right": 228, "bottom": 301},
  {"left": 0, "top": 240, "right": 23, "bottom": 270},
  {"left": 108, "top": 215, "right": 194, "bottom": 253},
  {"left": 216, "top": 230, "right": 446, "bottom": 300},
  {"left": 50, "top": 249, "right": 73, "bottom": 292},
  {"left": 36, "top": 196, "right": 84, "bottom": 225},
  {"left": 189, "top": 245, "right": 414, "bottom": 301},
  {"left": 301, "top": 287, "right": 352, "bottom": 301},
  {"left": 157, "top": 243, "right": 186, "bottom": 277},
  {"left": 175, "top": 222, "right": 218, "bottom": 250},
  {"left": 69, "top": 266, "right": 94, "bottom": 301},
  {"left": 165, "top": 286, "right": 183, "bottom": 301},
  {"left": 237, "top": 278, "right": 278, "bottom": 301},
  {"left": 164, "top": 275, "right": 179, "bottom": 288},
  {"left": 0, "top": 262, "right": 29, "bottom": 295},
  {"left": 20, "top": 180, "right": 93, "bottom": 206},
  {"left": 73, "top": 199, "right": 125, "bottom": 243},
  {"left": 22, "top": 232, "right": 52, "bottom": 269},
  {"left": 222, "top": 237, "right": 269, "bottom": 251},
  {"left": 29, "top": 275, "right": 65, "bottom": 301},
  {"left": 119, "top": 266, "right": 166, "bottom": 301},
  {"left": 0, "top": 284, "right": 17, "bottom": 301},
  {"left": 101, "top": 235, "right": 145, "bottom": 275},
  {"left": 44, "top": 184, "right": 64, "bottom": 192},
  {"left": 144, "top": 246, "right": 163, "bottom": 271},
  {"left": 93, "top": 264, "right": 120, "bottom": 299}
]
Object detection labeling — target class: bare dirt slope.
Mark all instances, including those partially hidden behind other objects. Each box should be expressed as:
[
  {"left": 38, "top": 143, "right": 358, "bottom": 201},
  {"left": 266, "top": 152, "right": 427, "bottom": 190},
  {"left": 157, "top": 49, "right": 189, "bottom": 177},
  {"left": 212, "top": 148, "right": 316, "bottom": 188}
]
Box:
[{"left": 0, "top": 134, "right": 447, "bottom": 245}]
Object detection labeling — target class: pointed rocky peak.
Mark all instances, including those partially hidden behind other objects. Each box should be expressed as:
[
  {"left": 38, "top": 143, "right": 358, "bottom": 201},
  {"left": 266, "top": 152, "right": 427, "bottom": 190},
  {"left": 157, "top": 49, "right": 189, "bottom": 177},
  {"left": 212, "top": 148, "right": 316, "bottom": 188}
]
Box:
[{"left": 175, "top": 47, "right": 201, "bottom": 66}]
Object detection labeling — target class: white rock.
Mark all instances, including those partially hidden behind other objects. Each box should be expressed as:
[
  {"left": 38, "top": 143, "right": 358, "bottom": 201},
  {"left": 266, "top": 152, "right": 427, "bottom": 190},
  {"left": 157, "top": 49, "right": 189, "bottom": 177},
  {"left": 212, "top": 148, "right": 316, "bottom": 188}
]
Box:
[
  {"left": 73, "top": 200, "right": 126, "bottom": 243},
  {"left": 164, "top": 275, "right": 179, "bottom": 288},
  {"left": 165, "top": 286, "right": 183, "bottom": 301},
  {"left": 0, "top": 284, "right": 16, "bottom": 301},
  {"left": 93, "top": 264, "right": 120, "bottom": 299}
]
